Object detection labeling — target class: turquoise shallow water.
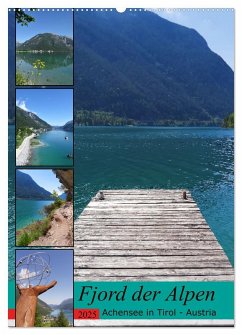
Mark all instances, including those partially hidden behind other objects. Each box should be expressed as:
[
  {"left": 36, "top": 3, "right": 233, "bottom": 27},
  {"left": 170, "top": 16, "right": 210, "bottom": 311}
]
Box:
[
  {"left": 30, "top": 130, "right": 73, "bottom": 166},
  {"left": 74, "top": 126, "right": 234, "bottom": 264},
  {"left": 16, "top": 199, "right": 53, "bottom": 230},
  {"left": 8, "top": 126, "right": 234, "bottom": 278},
  {"left": 16, "top": 53, "right": 73, "bottom": 85}
]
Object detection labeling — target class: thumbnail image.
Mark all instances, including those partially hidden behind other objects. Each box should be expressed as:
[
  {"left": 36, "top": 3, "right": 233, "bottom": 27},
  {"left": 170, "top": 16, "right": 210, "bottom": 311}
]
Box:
[
  {"left": 16, "top": 250, "right": 73, "bottom": 327},
  {"left": 16, "top": 169, "right": 73, "bottom": 247},
  {"left": 16, "top": 89, "right": 73, "bottom": 167},
  {"left": 16, "top": 9, "right": 73, "bottom": 85}
]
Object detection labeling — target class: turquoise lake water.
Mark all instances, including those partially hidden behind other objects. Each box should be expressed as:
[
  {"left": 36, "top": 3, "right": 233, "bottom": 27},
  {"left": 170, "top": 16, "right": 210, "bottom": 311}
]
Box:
[
  {"left": 16, "top": 199, "right": 53, "bottom": 230},
  {"left": 8, "top": 126, "right": 234, "bottom": 278},
  {"left": 16, "top": 53, "right": 73, "bottom": 85},
  {"left": 29, "top": 130, "right": 73, "bottom": 166},
  {"left": 74, "top": 126, "right": 234, "bottom": 264}
]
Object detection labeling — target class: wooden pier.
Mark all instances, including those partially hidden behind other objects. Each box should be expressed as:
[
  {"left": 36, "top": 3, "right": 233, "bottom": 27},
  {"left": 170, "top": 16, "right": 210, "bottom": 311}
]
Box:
[{"left": 74, "top": 189, "right": 234, "bottom": 282}]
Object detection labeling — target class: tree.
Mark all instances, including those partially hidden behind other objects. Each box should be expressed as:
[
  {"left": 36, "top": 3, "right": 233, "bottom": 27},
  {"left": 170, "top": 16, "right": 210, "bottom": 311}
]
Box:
[
  {"left": 51, "top": 190, "right": 64, "bottom": 207},
  {"left": 51, "top": 310, "right": 69, "bottom": 327},
  {"left": 223, "top": 113, "right": 234, "bottom": 128},
  {"left": 34, "top": 307, "right": 43, "bottom": 327},
  {"left": 16, "top": 9, "right": 35, "bottom": 26}
]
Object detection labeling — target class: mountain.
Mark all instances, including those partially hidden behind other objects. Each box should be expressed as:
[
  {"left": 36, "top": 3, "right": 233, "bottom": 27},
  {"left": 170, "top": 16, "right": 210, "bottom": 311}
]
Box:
[
  {"left": 16, "top": 106, "right": 52, "bottom": 130},
  {"left": 17, "top": 33, "right": 73, "bottom": 52},
  {"left": 63, "top": 120, "right": 73, "bottom": 132},
  {"left": 49, "top": 298, "right": 73, "bottom": 311},
  {"left": 37, "top": 298, "right": 52, "bottom": 316},
  {"left": 16, "top": 170, "right": 52, "bottom": 200},
  {"left": 74, "top": 10, "right": 234, "bottom": 125}
]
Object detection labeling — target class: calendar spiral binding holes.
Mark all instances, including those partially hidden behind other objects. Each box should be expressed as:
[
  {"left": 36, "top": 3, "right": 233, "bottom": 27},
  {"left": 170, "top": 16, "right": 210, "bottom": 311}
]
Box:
[{"left": 8, "top": 8, "right": 235, "bottom": 12}]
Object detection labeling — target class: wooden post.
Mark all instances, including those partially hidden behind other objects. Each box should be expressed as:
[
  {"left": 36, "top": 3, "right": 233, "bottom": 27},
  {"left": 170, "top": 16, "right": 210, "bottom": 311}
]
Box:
[{"left": 98, "top": 191, "right": 105, "bottom": 200}]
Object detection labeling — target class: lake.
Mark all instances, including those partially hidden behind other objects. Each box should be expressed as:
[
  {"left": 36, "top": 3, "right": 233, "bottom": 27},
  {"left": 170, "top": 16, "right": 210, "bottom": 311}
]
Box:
[
  {"left": 8, "top": 126, "right": 234, "bottom": 278},
  {"left": 74, "top": 126, "right": 234, "bottom": 264},
  {"left": 16, "top": 199, "right": 53, "bottom": 230},
  {"left": 16, "top": 52, "right": 73, "bottom": 85},
  {"left": 29, "top": 130, "right": 73, "bottom": 167}
]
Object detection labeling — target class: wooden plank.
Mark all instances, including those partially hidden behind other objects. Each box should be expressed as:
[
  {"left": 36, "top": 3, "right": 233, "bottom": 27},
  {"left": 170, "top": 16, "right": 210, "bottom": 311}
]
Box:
[
  {"left": 74, "top": 275, "right": 234, "bottom": 282},
  {"left": 75, "top": 227, "right": 213, "bottom": 233},
  {"left": 75, "top": 218, "right": 208, "bottom": 227},
  {"left": 75, "top": 228, "right": 213, "bottom": 234},
  {"left": 92, "top": 200, "right": 194, "bottom": 203},
  {"left": 74, "top": 240, "right": 223, "bottom": 249},
  {"left": 76, "top": 235, "right": 217, "bottom": 241},
  {"left": 81, "top": 214, "right": 202, "bottom": 218},
  {"left": 83, "top": 209, "right": 201, "bottom": 214},
  {"left": 74, "top": 268, "right": 234, "bottom": 276},
  {"left": 75, "top": 225, "right": 211, "bottom": 229},
  {"left": 87, "top": 203, "right": 198, "bottom": 207},
  {"left": 75, "top": 256, "right": 231, "bottom": 268},
  {"left": 74, "top": 249, "right": 226, "bottom": 257}
]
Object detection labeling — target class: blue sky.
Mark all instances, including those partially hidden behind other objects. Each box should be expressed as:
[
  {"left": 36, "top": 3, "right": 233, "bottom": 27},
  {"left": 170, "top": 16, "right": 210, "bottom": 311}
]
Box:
[
  {"left": 16, "top": 10, "right": 73, "bottom": 43},
  {"left": 158, "top": 9, "right": 234, "bottom": 70},
  {"left": 18, "top": 169, "right": 63, "bottom": 194},
  {"left": 16, "top": 89, "right": 73, "bottom": 126},
  {"left": 16, "top": 249, "right": 73, "bottom": 305}
]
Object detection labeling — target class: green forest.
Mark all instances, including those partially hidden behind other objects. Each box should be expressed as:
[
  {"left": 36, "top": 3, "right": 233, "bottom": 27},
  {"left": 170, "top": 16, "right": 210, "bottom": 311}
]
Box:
[{"left": 223, "top": 113, "right": 234, "bottom": 128}]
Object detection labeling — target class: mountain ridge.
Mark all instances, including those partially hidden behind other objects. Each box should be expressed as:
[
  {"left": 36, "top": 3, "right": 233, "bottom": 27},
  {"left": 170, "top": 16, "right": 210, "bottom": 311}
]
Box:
[
  {"left": 16, "top": 170, "right": 52, "bottom": 200},
  {"left": 49, "top": 298, "right": 73, "bottom": 310},
  {"left": 17, "top": 33, "right": 73, "bottom": 52},
  {"left": 74, "top": 10, "right": 233, "bottom": 124},
  {"left": 63, "top": 120, "right": 73, "bottom": 131},
  {"left": 16, "top": 106, "right": 52, "bottom": 130}
]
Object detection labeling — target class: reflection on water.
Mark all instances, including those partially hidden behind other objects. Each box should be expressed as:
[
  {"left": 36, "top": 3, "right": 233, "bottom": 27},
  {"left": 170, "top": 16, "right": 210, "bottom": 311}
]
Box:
[
  {"left": 16, "top": 52, "right": 73, "bottom": 70},
  {"left": 16, "top": 52, "right": 73, "bottom": 85}
]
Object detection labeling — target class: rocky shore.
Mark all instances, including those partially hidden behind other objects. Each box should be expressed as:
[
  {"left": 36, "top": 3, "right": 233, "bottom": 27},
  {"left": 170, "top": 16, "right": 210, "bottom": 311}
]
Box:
[{"left": 29, "top": 202, "right": 73, "bottom": 246}]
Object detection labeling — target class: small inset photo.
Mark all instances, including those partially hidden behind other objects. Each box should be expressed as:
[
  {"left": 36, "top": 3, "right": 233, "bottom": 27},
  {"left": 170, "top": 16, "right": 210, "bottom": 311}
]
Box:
[
  {"left": 16, "top": 89, "right": 73, "bottom": 167},
  {"left": 16, "top": 249, "right": 73, "bottom": 327},
  {"left": 16, "top": 169, "right": 73, "bottom": 247},
  {"left": 16, "top": 9, "right": 73, "bottom": 86}
]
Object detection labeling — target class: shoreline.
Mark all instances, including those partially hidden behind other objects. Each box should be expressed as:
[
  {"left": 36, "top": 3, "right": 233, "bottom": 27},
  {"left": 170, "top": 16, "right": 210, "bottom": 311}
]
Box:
[
  {"left": 31, "top": 138, "right": 46, "bottom": 148},
  {"left": 16, "top": 133, "right": 35, "bottom": 166}
]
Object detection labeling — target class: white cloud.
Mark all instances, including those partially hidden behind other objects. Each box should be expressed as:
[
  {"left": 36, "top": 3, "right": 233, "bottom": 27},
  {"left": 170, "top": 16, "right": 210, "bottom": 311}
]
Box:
[
  {"left": 17, "top": 267, "right": 37, "bottom": 280},
  {"left": 16, "top": 99, "right": 30, "bottom": 112},
  {"left": 16, "top": 99, "right": 38, "bottom": 115}
]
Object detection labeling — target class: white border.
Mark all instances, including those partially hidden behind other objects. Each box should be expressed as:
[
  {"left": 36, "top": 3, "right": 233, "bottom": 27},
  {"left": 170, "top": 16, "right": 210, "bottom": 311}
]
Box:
[
  {"left": 1, "top": 1, "right": 241, "bottom": 334},
  {"left": 74, "top": 319, "right": 234, "bottom": 326}
]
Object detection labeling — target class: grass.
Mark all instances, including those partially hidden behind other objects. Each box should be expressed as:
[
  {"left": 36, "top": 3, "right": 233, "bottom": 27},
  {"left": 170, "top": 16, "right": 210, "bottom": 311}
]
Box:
[
  {"left": 16, "top": 194, "right": 65, "bottom": 247},
  {"left": 16, "top": 59, "right": 46, "bottom": 85},
  {"left": 16, "top": 71, "right": 29, "bottom": 85},
  {"left": 31, "top": 139, "right": 41, "bottom": 146},
  {"left": 16, "top": 218, "right": 50, "bottom": 246},
  {"left": 16, "top": 127, "right": 33, "bottom": 148}
]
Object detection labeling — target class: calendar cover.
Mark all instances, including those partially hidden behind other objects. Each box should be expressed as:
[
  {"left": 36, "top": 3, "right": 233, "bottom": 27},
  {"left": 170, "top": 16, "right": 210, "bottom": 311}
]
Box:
[{"left": 8, "top": 7, "right": 234, "bottom": 327}]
